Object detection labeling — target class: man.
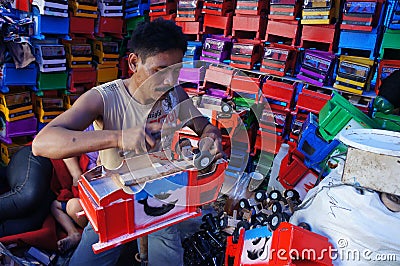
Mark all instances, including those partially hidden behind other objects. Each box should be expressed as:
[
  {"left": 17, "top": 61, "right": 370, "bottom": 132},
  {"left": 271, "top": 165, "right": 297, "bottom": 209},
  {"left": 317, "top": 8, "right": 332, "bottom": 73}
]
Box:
[{"left": 33, "top": 18, "right": 223, "bottom": 265}]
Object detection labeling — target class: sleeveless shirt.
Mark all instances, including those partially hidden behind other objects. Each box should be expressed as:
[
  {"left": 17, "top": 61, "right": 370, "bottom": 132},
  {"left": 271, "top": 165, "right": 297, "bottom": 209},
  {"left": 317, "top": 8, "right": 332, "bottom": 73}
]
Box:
[{"left": 93, "top": 79, "right": 179, "bottom": 169}]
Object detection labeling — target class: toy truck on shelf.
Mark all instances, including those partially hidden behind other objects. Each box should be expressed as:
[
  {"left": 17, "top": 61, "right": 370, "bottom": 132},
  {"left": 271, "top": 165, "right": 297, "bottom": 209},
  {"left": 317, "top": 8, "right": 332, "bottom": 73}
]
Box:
[
  {"left": 0, "top": 92, "right": 37, "bottom": 144},
  {"left": 69, "top": 0, "right": 98, "bottom": 18},
  {"left": 260, "top": 43, "right": 298, "bottom": 77},
  {"left": 0, "top": 92, "right": 34, "bottom": 122},
  {"left": 78, "top": 150, "right": 227, "bottom": 253},
  {"left": 229, "top": 40, "right": 263, "bottom": 70},
  {"left": 0, "top": 137, "right": 31, "bottom": 165},
  {"left": 200, "top": 36, "right": 234, "bottom": 64},
  {"left": 92, "top": 40, "right": 119, "bottom": 66},
  {"left": 98, "top": 0, "right": 123, "bottom": 17},
  {"left": 125, "top": 0, "right": 150, "bottom": 18},
  {"left": 296, "top": 49, "right": 336, "bottom": 87},
  {"left": 333, "top": 55, "right": 375, "bottom": 95},
  {"left": 32, "top": 0, "right": 69, "bottom": 17},
  {"left": 65, "top": 42, "right": 93, "bottom": 69},
  {"left": 0, "top": 63, "right": 38, "bottom": 93},
  {"left": 33, "top": 96, "right": 67, "bottom": 123},
  {"left": 34, "top": 44, "right": 67, "bottom": 73}
]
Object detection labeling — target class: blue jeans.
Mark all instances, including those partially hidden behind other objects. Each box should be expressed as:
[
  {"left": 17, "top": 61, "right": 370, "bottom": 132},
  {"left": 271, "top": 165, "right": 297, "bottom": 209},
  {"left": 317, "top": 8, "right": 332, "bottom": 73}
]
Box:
[
  {"left": 69, "top": 206, "right": 216, "bottom": 266},
  {"left": 0, "top": 145, "right": 54, "bottom": 237}
]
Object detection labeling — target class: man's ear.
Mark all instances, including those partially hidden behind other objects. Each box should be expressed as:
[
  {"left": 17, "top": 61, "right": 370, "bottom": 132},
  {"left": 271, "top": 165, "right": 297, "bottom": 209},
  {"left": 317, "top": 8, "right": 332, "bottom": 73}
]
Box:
[{"left": 128, "top": 53, "right": 138, "bottom": 73}]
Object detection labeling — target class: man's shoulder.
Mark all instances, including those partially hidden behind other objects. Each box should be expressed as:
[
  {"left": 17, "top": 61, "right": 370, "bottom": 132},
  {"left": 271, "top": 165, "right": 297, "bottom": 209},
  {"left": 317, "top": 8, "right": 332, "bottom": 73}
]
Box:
[{"left": 94, "top": 79, "right": 123, "bottom": 93}]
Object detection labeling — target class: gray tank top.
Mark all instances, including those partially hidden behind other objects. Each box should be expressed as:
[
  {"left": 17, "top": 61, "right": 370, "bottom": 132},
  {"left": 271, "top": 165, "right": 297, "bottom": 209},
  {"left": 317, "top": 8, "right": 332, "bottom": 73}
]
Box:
[{"left": 93, "top": 79, "right": 179, "bottom": 169}]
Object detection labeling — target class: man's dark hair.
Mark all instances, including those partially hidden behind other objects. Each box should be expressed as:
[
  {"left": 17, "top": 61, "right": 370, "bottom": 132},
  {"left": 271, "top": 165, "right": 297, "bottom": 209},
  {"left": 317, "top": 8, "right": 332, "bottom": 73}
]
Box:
[{"left": 129, "top": 18, "right": 187, "bottom": 63}]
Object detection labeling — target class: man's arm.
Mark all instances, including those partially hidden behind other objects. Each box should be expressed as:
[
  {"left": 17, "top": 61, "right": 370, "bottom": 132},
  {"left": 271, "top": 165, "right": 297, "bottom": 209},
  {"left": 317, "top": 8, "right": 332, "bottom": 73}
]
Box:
[{"left": 32, "top": 89, "right": 120, "bottom": 159}]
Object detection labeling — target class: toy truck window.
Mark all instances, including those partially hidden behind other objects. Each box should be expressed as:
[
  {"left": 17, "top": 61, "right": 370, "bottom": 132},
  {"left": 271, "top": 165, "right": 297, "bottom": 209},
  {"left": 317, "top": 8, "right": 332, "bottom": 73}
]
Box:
[
  {"left": 303, "top": 54, "right": 330, "bottom": 73},
  {"left": 42, "top": 98, "right": 64, "bottom": 111},
  {"left": 78, "top": 0, "right": 98, "bottom": 4},
  {"left": 339, "top": 61, "right": 369, "bottom": 80},
  {"left": 102, "top": 42, "right": 119, "bottom": 54},
  {"left": 232, "top": 44, "right": 254, "bottom": 56},
  {"left": 71, "top": 44, "right": 92, "bottom": 57},
  {"left": 344, "top": 1, "right": 376, "bottom": 14},
  {"left": 5, "top": 92, "right": 31, "bottom": 108},
  {"left": 264, "top": 48, "right": 289, "bottom": 61},
  {"left": 178, "top": 0, "right": 197, "bottom": 8},
  {"left": 203, "top": 39, "right": 225, "bottom": 52},
  {"left": 381, "top": 67, "right": 400, "bottom": 80},
  {"left": 41, "top": 46, "right": 65, "bottom": 60},
  {"left": 150, "top": 0, "right": 166, "bottom": 5}
]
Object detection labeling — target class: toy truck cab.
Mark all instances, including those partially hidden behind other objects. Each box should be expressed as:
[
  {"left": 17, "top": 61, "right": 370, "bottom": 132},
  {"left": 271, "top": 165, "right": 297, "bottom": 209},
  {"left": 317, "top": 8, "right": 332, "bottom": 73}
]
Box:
[
  {"left": 0, "top": 92, "right": 37, "bottom": 144},
  {"left": 98, "top": 0, "right": 124, "bottom": 17},
  {"left": 0, "top": 92, "right": 34, "bottom": 122},
  {"left": 69, "top": 0, "right": 98, "bottom": 18},
  {"left": 230, "top": 40, "right": 263, "bottom": 70},
  {"left": 65, "top": 42, "right": 93, "bottom": 68},
  {"left": 32, "top": 0, "right": 69, "bottom": 17},
  {"left": 200, "top": 36, "right": 234, "bottom": 64},
  {"left": 297, "top": 49, "right": 336, "bottom": 87},
  {"left": 125, "top": 0, "right": 150, "bottom": 18},
  {"left": 34, "top": 44, "right": 67, "bottom": 73},
  {"left": 34, "top": 96, "right": 66, "bottom": 123},
  {"left": 92, "top": 40, "right": 119, "bottom": 66}
]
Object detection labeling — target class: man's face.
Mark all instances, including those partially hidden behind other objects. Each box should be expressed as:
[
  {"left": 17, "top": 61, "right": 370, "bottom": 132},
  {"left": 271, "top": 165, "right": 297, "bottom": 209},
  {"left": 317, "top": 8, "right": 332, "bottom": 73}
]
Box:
[{"left": 132, "top": 49, "right": 183, "bottom": 103}]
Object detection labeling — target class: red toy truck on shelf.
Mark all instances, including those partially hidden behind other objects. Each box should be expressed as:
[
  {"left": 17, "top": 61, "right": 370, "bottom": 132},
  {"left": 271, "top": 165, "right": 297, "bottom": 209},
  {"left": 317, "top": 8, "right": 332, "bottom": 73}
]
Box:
[{"left": 78, "top": 150, "right": 227, "bottom": 253}]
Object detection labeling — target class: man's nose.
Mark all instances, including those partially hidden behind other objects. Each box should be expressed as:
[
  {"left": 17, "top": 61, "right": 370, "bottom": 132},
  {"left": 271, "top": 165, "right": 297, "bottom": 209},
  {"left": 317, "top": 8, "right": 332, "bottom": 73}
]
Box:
[{"left": 163, "top": 70, "right": 178, "bottom": 86}]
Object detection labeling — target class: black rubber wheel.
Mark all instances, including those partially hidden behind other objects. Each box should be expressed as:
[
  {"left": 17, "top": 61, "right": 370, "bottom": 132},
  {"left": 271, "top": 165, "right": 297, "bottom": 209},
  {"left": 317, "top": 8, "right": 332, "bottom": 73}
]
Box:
[
  {"left": 239, "top": 198, "right": 250, "bottom": 210},
  {"left": 268, "top": 213, "right": 283, "bottom": 231},
  {"left": 284, "top": 189, "right": 300, "bottom": 201},
  {"left": 269, "top": 190, "right": 282, "bottom": 201},
  {"left": 254, "top": 189, "right": 266, "bottom": 202},
  {"left": 271, "top": 202, "right": 282, "bottom": 214}
]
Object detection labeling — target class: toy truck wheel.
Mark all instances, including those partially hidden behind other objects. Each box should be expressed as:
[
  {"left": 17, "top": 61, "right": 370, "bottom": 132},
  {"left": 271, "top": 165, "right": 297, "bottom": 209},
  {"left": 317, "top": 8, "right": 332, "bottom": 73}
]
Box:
[
  {"left": 268, "top": 213, "right": 283, "bottom": 231},
  {"left": 221, "top": 102, "right": 233, "bottom": 113},
  {"left": 218, "top": 212, "right": 228, "bottom": 229},
  {"left": 239, "top": 198, "right": 250, "bottom": 210},
  {"left": 254, "top": 189, "right": 266, "bottom": 202},
  {"left": 284, "top": 189, "right": 300, "bottom": 201},
  {"left": 268, "top": 190, "right": 283, "bottom": 201},
  {"left": 271, "top": 202, "right": 282, "bottom": 214},
  {"left": 194, "top": 150, "right": 213, "bottom": 169},
  {"left": 233, "top": 221, "right": 250, "bottom": 244}
]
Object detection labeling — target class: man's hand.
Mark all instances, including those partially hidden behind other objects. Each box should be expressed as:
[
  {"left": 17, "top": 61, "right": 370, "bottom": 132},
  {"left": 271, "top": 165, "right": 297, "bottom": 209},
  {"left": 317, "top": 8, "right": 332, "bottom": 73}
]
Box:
[
  {"left": 199, "top": 124, "right": 224, "bottom": 161},
  {"left": 118, "top": 123, "right": 162, "bottom": 155}
]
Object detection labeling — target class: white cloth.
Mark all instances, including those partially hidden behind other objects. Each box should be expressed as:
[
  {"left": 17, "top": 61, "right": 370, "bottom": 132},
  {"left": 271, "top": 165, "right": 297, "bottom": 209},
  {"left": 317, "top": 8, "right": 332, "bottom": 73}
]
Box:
[{"left": 290, "top": 163, "right": 400, "bottom": 265}]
